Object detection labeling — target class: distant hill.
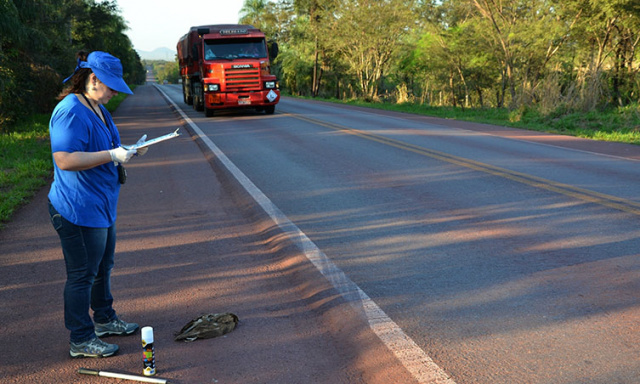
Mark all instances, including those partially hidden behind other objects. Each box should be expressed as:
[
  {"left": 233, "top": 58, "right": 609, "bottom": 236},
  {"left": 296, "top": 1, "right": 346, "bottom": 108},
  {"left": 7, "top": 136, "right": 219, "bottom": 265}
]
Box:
[{"left": 136, "top": 47, "right": 175, "bottom": 61}]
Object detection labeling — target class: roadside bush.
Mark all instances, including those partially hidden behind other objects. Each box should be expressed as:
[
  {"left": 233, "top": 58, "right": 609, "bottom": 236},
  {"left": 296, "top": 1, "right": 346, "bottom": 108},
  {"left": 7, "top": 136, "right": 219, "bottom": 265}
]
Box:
[{"left": 0, "top": 53, "right": 63, "bottom": 132}]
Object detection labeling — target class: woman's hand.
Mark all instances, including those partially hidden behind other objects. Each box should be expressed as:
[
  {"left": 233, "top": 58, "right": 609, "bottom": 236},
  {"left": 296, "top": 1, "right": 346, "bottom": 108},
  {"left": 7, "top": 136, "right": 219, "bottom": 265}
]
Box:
[
  {"left": 109, "top": 147, "right": 137, "bottom": 163},
  {"left": 135, "top": 134, "right": 148, "bottom": 156}
]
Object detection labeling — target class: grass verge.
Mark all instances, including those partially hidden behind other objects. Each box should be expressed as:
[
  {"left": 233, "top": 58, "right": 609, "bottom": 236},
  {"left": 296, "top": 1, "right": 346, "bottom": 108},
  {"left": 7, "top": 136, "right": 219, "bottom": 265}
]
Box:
[
  {"left": 315, "top": 98, "right": 640, "bottom": 145},
  {"left": 0, "top": 91, "right": 131, "bottom": 227}
]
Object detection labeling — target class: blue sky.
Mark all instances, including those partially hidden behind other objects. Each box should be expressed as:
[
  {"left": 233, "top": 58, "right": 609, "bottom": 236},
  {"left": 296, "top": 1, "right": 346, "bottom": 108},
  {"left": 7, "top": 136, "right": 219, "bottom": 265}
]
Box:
[{"left": 115, "top": 0, "right": 246, "bottom": 52}]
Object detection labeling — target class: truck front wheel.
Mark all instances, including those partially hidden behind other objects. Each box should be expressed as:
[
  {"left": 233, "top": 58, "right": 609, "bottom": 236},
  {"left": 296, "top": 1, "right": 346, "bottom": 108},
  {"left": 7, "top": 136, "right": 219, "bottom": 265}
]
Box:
[
  {"left": 194, "top": 94, "right": 204, "bottom": 111},
  {"left": 182, "top": 84, "right": 192, "bottom": 105},
  {"left": 185, "top": 83, "right": 193, "bottom": 105},
  {"left": 264, "top": 105, "right": 275, "bottom": 115},
  {"left": 197, "top": 88, "right": 205, "bottom": 111}
]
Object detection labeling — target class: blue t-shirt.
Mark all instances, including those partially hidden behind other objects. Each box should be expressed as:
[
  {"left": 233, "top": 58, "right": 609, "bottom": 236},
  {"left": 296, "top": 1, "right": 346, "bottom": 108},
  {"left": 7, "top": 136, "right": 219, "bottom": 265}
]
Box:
[{"left": 48, "top": 94, "right": 121, "bottom": 227}]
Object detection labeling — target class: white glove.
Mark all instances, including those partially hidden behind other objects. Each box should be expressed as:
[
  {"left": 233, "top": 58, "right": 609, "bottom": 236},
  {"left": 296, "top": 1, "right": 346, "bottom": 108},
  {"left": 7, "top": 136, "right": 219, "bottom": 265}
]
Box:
[
  {"left": 135, "top": 134, "right": 148, "bottom": 156},
  {"left": 109, "top": 146, "right": 136, "bottom": 164}
]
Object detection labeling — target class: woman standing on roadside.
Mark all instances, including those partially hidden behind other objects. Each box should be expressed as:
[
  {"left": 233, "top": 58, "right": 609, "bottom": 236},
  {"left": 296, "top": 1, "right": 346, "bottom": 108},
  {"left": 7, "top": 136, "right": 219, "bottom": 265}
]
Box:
[{"left": 48, "top": 50, "right": 147, "bottom": 358}]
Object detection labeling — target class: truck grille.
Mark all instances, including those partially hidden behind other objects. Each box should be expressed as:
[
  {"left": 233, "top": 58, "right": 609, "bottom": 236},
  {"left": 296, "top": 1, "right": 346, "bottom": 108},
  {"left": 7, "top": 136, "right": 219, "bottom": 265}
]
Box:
[{"left": 226, "top": 67, "right": 261, "bottom": 91}]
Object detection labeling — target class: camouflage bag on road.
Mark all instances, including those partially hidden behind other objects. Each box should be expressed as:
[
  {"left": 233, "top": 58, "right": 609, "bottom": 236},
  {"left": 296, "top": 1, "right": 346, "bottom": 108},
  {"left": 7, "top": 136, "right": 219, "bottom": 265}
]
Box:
[{"left": 174, "top": 312, "right": 239, "bottom": 342}]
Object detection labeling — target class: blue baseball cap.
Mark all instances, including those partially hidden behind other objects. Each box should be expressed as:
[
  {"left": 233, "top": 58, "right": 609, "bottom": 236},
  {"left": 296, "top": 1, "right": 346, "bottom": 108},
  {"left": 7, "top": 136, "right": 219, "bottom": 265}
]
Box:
[{"left": 63, "top": 51, "right": 133, "bottom": 95}]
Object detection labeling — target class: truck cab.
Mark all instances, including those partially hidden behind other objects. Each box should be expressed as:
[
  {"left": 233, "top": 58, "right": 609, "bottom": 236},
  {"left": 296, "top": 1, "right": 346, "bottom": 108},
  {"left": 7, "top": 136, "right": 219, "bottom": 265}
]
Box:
[{"left": 178, "top": 25, "right": 280, "bottom": 117}]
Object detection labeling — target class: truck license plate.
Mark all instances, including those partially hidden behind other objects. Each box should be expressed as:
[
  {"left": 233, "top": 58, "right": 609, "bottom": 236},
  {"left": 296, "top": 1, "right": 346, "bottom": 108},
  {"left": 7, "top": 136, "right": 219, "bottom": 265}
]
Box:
[{"left": 238, "top": 99, "right": 251, "bottom": 105}]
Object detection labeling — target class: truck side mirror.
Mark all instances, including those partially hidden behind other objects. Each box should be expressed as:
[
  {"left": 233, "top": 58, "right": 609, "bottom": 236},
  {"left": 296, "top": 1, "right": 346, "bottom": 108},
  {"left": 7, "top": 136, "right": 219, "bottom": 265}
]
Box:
[{"left": 268, "top": 41, "right": 279, "bottom": 60}]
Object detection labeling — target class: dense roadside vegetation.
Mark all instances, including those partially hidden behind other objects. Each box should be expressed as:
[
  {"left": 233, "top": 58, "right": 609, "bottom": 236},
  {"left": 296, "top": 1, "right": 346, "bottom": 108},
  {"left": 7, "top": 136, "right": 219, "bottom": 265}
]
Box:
[
  {"left": 240, "top": 0, "right": 640, "bottom": 114},
  {"left": 148, "top": 60, "right": 180, "bottom": 84},
  {"left": 0, "top": 0, "right": 144, "bottom": 132}
]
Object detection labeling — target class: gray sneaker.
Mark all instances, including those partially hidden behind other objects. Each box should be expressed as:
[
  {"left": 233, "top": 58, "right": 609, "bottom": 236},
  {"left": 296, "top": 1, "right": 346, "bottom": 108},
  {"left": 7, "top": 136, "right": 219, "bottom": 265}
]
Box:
[
  {"left": 70, "top": 337, "right": 119, "bottom": 358},
  {"left": 95, "top": 318, "right": 139, "bottom": 337}
]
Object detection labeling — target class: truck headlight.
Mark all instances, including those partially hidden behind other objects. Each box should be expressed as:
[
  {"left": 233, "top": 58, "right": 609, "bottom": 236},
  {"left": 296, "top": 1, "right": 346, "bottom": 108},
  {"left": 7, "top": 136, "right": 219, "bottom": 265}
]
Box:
[
  {"left": 264, "top": 81, "right": 277, "bottom": 89},
  {"left": 207, "top": 84, "right": 220, "bottom": 92}
]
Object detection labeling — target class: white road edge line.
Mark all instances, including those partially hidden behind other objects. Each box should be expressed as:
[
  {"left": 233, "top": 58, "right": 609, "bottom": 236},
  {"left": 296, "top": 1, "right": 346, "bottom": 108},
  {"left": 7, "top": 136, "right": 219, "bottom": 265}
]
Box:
[{"left": 155, "top": 85, "right": 456, "bottom": 384}]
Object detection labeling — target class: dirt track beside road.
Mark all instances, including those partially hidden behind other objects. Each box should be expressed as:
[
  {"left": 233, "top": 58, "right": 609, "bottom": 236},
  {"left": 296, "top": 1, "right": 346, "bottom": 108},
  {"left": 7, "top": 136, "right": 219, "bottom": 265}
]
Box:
[{"left": 0, "top": 85, "right": 415, "bottom": 384}]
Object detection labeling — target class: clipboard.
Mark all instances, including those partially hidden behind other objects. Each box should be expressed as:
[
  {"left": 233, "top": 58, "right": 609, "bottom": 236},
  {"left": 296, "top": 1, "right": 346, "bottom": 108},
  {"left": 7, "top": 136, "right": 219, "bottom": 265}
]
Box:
[{"left": 123, "top": 128, "right": 181, "bottom": 150}]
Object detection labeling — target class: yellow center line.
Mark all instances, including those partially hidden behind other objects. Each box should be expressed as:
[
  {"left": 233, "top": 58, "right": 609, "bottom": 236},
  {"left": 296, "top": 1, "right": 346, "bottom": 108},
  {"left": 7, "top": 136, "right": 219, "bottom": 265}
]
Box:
[{"left": 291, "top": 113, "right": 640, "bottom": 216}]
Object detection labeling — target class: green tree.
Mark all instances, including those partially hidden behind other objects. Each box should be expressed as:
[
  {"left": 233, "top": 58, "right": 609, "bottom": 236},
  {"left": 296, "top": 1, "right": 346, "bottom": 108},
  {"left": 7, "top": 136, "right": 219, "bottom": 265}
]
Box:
[
  {"left": 234, "top": 0, "right": 640, "bottom": 111},
  {"left": 277, "top": 14, "right": 314, "bottom": 95},
  {"left": 240, "top": 0, "right": 269, "bottom": 28},
  {"left": 0, "top": 0, "right": 77, "bottom": 128},
  {"left": 452, "top": 0, "right": 582, "bottom": 109},
  {"left": 0, "top": 0, "right": 144, "bottom": 132},
  {"left": 70, "top": 0, "right": 144, "bottom": 85},
  {"left": 292, "top": 0, "right": 339, "bottom": 97},
  {"left": 570, "top": 0, "right": 640, "bottom": 105},
  {"left": 152, "top": 60, "right": 180, "bottom": 84},
  {"left": 328, "top": 0, "right": 416, "bottom": 100}
]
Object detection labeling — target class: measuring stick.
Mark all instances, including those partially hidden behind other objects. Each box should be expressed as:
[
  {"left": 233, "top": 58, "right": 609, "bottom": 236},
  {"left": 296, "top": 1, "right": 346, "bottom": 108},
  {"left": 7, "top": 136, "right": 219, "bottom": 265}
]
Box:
[{"left": 78, "top": 368, "right": 171, "bottom": 384}]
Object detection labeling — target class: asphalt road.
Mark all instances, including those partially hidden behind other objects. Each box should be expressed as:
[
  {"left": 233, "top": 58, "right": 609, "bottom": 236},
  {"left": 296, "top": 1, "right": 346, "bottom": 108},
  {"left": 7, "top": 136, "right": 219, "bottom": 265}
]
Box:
[
  {"left": 159, "top": 84, "right": 640, "bottom": 384},
  {"left": 2, "top": 82, "right": 640, "bottom": 384}
]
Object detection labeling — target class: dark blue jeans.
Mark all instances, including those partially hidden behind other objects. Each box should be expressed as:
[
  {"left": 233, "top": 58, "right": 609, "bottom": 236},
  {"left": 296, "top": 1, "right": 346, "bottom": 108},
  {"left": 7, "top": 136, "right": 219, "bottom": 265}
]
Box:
[{"left": 48, "top": 201, "right": 117, "bottom": 343}]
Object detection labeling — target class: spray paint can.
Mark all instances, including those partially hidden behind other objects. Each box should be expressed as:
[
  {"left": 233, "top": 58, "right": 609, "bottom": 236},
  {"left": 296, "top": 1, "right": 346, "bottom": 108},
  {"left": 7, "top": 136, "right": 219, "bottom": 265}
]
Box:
[{"left": 141, "top": 326, "right": 156, "bottom": 376}]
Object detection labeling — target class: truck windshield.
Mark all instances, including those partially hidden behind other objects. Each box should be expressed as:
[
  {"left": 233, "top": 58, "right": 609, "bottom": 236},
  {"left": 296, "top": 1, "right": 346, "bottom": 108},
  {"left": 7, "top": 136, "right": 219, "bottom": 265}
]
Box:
[{"left": 204, "top": 38, "right": 267, "bottom": 60}]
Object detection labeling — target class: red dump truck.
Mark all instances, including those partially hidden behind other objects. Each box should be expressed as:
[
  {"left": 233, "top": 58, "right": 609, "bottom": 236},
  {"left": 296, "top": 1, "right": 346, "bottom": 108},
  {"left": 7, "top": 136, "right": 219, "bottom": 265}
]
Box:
[{"left": 177, "top": 24, "right": 280, "bottom": 116}]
